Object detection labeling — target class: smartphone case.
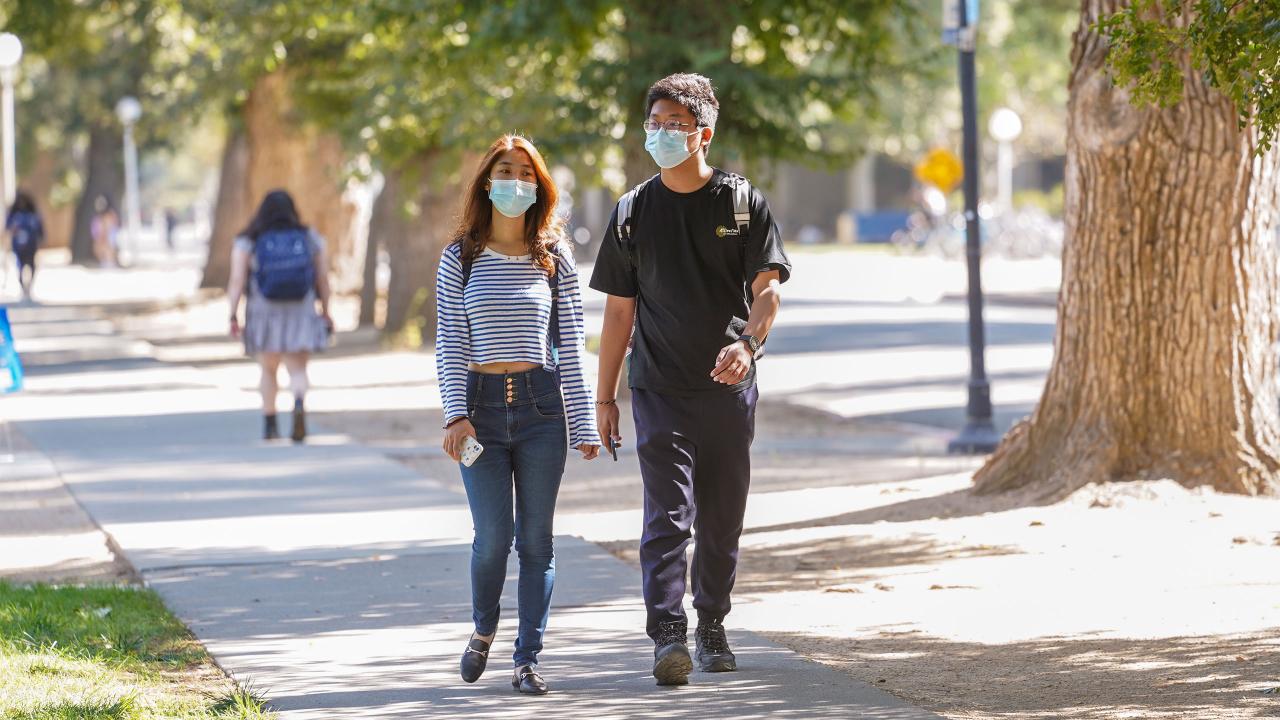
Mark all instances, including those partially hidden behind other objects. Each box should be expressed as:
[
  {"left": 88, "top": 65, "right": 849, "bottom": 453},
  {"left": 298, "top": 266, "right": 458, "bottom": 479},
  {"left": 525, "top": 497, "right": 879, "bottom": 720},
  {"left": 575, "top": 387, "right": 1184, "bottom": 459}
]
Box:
[{"left": 461, "top": 436, "right": 484, "bottom": 467}]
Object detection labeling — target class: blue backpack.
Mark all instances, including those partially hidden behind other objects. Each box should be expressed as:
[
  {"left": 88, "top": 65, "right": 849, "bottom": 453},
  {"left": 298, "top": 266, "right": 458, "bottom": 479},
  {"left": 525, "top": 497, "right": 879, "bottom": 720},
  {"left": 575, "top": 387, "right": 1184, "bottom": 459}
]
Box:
[
  {"left": 253, "top": 227, "right": 315, "bottom": 301},
  {"left": 9, "top": 212, "right": 42, "bottom": 256}
]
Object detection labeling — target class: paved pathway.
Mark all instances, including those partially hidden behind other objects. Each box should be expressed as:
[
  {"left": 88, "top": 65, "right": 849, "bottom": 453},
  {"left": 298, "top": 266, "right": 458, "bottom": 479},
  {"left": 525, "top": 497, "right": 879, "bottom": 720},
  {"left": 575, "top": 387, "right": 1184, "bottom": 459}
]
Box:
[{"left": 5, "top": 297, "right": 940, "bottom": 718}]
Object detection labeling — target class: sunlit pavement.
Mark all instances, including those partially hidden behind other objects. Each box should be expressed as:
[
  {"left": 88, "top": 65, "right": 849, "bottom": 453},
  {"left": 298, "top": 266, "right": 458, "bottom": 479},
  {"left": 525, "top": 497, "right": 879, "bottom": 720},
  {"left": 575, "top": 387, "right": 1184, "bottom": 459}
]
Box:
[{"left": 2, "top": 250, "right": 951, "bottom": 717}]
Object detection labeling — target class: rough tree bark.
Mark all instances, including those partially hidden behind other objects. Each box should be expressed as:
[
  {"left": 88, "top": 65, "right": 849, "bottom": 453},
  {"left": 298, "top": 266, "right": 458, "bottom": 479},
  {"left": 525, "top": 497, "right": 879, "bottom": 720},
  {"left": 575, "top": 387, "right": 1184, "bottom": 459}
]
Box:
[
  {"left": 973, "top": 0, "right": 1280, "bottom": 498},
  {"left": 243, "top": 72, "right": 354, "bottom": 268},
  {"left": 200, "top": 129, "right": 250, "bottom": 289},
  {"left": 359, "top": 175, "right": 393, "bottom": 328},
  {"left": 69, "top": 124, "right": 122, "bottom": 265},
  {"left": 383, "top": 151, "right": 466, "bottom": 345},
  {"left": 26, "top": 147, "right": 72, "bottom": 249},
  {"left": 200, "top": 71, "right": 355, "bottom": 289}
]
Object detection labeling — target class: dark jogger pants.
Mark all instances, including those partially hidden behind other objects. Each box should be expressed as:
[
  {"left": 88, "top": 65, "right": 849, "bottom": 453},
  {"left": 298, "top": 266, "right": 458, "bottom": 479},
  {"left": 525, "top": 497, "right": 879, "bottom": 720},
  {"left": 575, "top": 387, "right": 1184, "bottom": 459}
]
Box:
[{"left": 632, "top": 385, "right": 758, "bottom": 641}]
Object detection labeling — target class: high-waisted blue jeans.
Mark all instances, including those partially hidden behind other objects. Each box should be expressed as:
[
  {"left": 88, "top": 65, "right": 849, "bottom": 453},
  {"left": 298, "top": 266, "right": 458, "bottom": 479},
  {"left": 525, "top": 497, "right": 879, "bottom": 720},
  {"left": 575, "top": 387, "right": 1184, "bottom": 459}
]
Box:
[{"left": 460, "top": 367, "right": 567, "bottom": 667}]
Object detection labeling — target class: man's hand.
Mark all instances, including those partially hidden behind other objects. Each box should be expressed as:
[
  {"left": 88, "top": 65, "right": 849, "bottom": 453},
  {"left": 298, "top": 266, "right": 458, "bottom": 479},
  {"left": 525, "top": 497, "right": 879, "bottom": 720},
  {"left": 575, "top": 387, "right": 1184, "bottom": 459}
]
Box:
[
  {"left": 597, "top": 402, "right": 622, "bottom": 452},
  {"left": 711, "top": 341, "right": 753, "bottom": 384},
  {"left": 443, "top": 418, "right": 478, "bottom": 463},
  {"left": 577, "top": 443, "right": 600, "bottom": 460}
]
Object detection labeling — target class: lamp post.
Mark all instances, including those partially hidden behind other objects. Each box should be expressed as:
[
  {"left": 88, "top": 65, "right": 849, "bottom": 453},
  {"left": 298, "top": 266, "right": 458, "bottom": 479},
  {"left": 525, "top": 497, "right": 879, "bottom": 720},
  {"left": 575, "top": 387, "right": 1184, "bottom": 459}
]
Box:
[
  {"left": 988, "top": 107, "right": 1022, "bottom": 214},
  {"left": 946, "top": 0, "right": 1000, "bottom": 454},
  {"left": 0, "top": 33, "right": 23, "bottom": 209},
  {"left": 115, "top": 96, "right": 143, "bottom": 264}
]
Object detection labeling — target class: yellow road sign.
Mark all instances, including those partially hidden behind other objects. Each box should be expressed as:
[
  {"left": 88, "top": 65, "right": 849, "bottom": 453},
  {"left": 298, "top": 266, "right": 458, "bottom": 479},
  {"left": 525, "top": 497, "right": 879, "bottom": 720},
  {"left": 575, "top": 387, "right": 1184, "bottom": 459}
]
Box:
[{"left": 914, "top": 148, "right": 963, "bottom": 193}]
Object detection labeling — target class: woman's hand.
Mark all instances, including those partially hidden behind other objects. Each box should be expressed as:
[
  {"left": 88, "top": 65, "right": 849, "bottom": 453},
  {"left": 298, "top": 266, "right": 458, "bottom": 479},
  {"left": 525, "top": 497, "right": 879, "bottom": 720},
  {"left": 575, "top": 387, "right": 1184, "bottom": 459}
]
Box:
[
  {"left": 229, "top": 315, "right": 242, "bottom": 340},
  {"left": 577, "top": 443, "right": 600, "bottom": 460},
  {"left": 443, "top": 418, "right": 477, "bottom": 462}
]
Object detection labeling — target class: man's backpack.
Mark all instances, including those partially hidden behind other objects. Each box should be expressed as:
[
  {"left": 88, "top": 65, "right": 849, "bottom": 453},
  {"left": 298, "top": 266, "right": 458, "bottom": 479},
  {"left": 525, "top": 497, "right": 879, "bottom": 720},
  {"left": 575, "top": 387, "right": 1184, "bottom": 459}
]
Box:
[
  {"left": 614, "top": 173, "right": 752, "bottom": 278},
  {"left": 253, "top": 227, "right": 315, "bottom": 301},
  {"left": 9, "top": 212, "right": 42, "bottom": 256}
]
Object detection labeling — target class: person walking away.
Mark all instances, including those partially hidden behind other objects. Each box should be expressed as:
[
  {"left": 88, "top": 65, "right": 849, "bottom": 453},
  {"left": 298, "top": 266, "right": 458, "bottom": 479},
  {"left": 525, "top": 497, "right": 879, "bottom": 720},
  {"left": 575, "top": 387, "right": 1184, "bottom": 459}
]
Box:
[
  {"left": 164, "top": 208, "right": 178, "bottom": 252},
  {"left": 227, "top": 190, "right": 333, "bottom": 442},
  {"left": 591, "top": 73, "right": 790, "bottom": 686},
  {"left": 89, "top": 196, "right": 119, "bottom": 268},
  {"left": 436, "top": 134, "right": 600, "bottom": 695},
  {"left": 4, "top": 192, "right": 43, "bottom": 299}
]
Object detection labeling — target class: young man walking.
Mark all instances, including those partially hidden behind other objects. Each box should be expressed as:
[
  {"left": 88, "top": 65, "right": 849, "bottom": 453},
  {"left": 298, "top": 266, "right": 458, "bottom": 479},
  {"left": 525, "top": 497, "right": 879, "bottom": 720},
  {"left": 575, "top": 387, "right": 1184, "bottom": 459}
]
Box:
[{"left": 591, "top": 73, "right": 790, "bottom": 686}]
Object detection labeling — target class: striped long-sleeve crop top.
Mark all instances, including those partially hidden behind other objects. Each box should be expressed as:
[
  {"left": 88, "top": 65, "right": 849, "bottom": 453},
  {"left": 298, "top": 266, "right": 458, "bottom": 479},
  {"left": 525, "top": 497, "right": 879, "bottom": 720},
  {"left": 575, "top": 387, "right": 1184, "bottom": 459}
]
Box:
[{"left": 435, "top": 242, "right": 599, "bottom": 448}]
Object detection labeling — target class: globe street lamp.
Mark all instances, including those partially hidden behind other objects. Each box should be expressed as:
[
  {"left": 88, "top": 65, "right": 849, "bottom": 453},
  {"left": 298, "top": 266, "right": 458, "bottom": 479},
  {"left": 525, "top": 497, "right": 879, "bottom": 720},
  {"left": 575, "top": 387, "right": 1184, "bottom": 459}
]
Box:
[
  {"left": 988, "top": 107, "right": 1023, "bottom": 214},
  {"left": 116, "top": 96, "right": 143, "bottom": 264},
  {"left": 0, "top": 33, "right": 23, "bottom": 209}
]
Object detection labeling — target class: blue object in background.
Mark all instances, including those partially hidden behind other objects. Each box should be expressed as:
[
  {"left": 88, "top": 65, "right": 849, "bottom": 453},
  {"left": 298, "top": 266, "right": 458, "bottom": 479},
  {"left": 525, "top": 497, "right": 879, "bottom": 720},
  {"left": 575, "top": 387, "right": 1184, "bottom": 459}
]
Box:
[
  {"left": 853, "top": 210, "right": 912, "bottom": 244},
  {"left": 0, "top": 307, "right": 23, "bottom": 393}
]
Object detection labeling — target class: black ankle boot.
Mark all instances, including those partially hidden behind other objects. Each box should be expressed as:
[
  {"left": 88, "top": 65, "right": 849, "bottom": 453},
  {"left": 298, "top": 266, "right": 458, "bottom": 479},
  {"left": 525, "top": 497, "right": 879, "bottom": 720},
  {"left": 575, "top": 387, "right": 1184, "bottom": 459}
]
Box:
[
  {"left": 291, "top": 399, "right": 306, "bottom": 443},
  {"left": 652, "top": 620, "right": 692, "bottom": 686},
  {"left": 263, "top": 414, "right": 279, "bottom": 440},
  {"left": 695, "top": 618, "right": 737, "bottom": 672}
]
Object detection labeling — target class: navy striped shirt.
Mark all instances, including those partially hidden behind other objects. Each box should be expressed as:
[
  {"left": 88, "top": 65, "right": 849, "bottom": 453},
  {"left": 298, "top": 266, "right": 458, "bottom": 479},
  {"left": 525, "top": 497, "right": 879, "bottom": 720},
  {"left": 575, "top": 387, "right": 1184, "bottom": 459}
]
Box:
[{"left": 435, "top": 242, "right": 599, "bottom": 448}]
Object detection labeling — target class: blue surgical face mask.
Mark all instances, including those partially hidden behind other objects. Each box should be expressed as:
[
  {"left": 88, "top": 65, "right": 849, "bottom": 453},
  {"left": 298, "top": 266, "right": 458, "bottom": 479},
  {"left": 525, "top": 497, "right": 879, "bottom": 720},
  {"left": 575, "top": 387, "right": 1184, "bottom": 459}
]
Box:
[
  {"left": 489, "top": 179, "right": 538, "bottom": 218},
  {"left": 645, "top": 127, "right": 700, "bottom": 169}
]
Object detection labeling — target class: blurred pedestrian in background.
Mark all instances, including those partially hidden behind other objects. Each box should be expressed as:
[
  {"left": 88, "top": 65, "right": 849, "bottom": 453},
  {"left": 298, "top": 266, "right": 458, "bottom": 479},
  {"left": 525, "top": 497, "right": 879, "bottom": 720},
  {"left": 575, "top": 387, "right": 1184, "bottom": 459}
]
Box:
[
  {"left": 4, "top": 191, "right": 44, "bottom": 299},
  {"left": 227, "top": 189, "right": 333, "bottom": 442},
  {"left": 90, "top": 196, "right": 119, "bottom": 268}
]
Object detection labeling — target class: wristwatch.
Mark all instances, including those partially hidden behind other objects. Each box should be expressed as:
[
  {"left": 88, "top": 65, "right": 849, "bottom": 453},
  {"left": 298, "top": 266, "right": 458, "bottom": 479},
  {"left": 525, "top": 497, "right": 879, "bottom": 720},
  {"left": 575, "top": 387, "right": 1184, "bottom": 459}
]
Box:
[{"left": 737, "top": 334, "right": 763, "bottom": 360}]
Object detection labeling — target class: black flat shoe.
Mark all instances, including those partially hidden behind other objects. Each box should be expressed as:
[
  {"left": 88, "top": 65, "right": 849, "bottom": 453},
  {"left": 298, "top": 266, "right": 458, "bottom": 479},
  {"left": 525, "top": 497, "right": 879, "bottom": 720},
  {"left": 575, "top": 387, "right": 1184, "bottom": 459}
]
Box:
[
  {"left": 263, "top": 415, "right": 279, "bottom": 440},
  {"left": 512, "top": 664, "right": 548, "bottom": 695},
  {"left": 460, "top": 633, "right": 491, "bottom": 683}
]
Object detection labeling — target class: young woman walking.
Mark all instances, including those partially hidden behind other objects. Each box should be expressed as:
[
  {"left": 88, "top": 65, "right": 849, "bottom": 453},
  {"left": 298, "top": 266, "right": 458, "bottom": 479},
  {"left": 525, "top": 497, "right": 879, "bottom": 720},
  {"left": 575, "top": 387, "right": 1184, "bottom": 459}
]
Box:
[
  {"left": 436, "top": 135, "right": 600, "bottom": 695},
  {"left": 227, "top": 190, "right": 333, "bottom": 442}
]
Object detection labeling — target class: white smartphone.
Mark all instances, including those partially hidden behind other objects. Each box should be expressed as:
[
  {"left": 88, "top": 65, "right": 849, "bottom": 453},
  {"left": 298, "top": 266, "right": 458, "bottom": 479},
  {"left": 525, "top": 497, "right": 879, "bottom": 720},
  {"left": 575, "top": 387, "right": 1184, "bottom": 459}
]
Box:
[{"left": 461, "top": 436, "right": 484, "bottom": 467}]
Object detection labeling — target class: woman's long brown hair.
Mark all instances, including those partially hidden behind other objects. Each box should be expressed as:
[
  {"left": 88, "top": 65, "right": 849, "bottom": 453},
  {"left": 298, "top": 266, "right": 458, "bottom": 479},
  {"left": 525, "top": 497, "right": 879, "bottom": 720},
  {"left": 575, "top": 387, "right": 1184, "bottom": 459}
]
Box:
[{"left": 452, "top": 134, "right": 564, "bottom": 276}]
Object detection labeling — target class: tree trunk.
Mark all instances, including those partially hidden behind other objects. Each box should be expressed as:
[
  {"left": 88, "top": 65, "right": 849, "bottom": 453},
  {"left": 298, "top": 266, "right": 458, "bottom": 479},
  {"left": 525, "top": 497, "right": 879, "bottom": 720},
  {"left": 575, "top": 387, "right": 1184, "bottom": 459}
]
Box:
[
  {"left": 26, "top": 147, "right": 72, "bottom": 249},
  {"left": 972, "top": 0, "right": 1280, "bottom": 498},
  {"left": 623, "top": 132, "right": 654, "bottom": 192},
  {"left": 359, "top": 174, "right": 392, "bottom": 328},
  {"left": 241, "top": 71, "right": 355, "bottom": 274},
  {"left": 383, "top": 151, "right": 466, "bottom": 345},
  {"left": 70, "top": 124, "right": 122, "bottom": 265},
  {"left": 200, "top": 129, "right": 250, "bottom": 289}
]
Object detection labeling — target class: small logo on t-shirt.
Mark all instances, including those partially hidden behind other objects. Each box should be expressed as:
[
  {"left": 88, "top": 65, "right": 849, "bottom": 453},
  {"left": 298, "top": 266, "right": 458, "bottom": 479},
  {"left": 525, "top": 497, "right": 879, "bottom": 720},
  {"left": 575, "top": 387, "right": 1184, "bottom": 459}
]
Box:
[{"left": 715, "top": 225, "right": 741, "bottom": 238}]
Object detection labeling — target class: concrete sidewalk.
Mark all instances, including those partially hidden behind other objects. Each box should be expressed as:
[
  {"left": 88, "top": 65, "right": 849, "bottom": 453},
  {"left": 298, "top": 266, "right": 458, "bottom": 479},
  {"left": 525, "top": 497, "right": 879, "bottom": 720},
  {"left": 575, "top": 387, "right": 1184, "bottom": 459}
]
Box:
[{"left": 5, "top": 302, "right": 940, "bottom": 718}]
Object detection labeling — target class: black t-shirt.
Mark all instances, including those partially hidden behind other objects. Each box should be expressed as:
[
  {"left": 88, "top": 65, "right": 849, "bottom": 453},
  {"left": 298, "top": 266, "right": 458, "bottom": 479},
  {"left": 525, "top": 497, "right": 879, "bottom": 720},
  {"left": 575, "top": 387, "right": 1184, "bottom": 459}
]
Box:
[{"left": 590, "top": 169, "right": 791, "bottom": 395}]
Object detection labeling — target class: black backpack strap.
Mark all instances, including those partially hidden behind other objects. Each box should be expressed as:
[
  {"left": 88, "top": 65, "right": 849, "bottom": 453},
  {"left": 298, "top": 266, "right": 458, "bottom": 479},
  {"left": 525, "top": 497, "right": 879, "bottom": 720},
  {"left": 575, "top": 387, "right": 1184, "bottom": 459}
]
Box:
[
  {"left": 615, "top": 177, "right": 652, "bottom": 280},
  {"left": 544, "top": 246, "right": 564, "bottom": 370},
  {"left": 724, "top": 173, "right": 755, "bottom": 294}
]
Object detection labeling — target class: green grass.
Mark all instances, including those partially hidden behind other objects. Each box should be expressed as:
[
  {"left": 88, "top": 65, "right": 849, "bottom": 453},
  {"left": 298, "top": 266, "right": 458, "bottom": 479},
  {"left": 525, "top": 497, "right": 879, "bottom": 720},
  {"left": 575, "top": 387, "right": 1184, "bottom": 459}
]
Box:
[{"left": 0, "top": 582, "right": 273, "bottom": 720}]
